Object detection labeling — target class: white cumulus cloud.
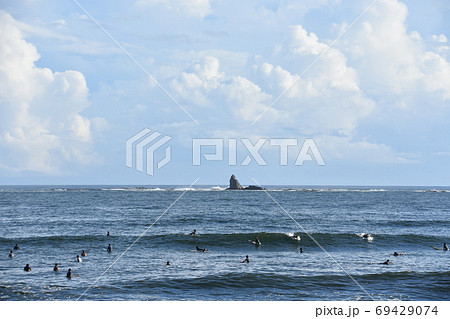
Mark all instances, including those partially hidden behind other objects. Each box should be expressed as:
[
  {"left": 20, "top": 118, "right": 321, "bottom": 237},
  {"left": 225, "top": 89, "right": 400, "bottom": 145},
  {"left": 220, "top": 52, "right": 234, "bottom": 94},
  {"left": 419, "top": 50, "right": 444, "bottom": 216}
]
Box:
[
  {"left": 343, "top": 0, "right": 450, "bottom": 100},
  {"left": 0, "top": 12, "right": 103, "bottom": 173}
]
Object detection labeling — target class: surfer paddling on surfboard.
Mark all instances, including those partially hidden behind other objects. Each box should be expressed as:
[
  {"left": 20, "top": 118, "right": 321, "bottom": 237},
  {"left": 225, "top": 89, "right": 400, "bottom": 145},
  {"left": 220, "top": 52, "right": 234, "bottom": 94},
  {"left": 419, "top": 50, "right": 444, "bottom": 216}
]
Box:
[
  {"left": 393, "top": 252, "right": 405, "bottom": 256},
  {"left": 196, "top": 245, "right": 208, "bottom": 252}
]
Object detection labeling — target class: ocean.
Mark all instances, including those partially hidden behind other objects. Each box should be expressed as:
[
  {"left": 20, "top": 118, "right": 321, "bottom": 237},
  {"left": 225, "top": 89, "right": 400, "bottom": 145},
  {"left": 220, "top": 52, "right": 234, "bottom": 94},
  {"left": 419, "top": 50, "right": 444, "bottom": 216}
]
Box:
[{"left": 0, "top": 185, "right": 449, "bottom": 301}]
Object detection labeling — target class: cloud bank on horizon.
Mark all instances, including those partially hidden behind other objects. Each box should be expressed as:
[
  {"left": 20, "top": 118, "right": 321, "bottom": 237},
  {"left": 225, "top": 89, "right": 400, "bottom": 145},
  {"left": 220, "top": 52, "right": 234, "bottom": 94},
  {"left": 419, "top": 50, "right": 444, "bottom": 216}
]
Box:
[{"left": 0, "top": 0, "right": 449, "bottom": 185}]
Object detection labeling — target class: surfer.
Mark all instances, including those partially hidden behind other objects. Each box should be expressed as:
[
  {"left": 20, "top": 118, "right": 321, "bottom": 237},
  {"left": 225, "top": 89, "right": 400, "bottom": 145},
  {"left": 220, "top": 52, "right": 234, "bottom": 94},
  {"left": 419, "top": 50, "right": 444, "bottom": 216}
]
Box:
[
  {"left": 393, "top": 252, "right": 405, "bottom": 256},
  {"left": 166, "top": 261, "right": 170, "bottom": 266},
  {"left": 14, "top": 244, "right": 20, "bottom": 250},
  {"left": 381, "top": 259, "right": 393, "bottom": 265},
  {"left": 196, "top": 245, "right": 208, "bottom": 252},
  {"left": 76, "top": 255, "right": 82, "bottom": 263},
  {"left": 249, "top": 237, "right": 261, "bottom": 246},
  {"left": 8, "top": 250, "right": 14, "bottom": 258},
  {"left": 241, "top": 255, "right": 250, "bottom": 263},
  {"left": 444, "top": 243, "right": 448, "bottom": 251},
  {"left": 81, "top": 250, "right": 87, "bottom": 257},
  {"left": 24, "top": 264, "right": 32, "bottom": 272},
  {"left": 299, "top": 248, "right": 304, "bottom": 253},
  {"left": 292, "top": 235, "right": 301, "bottom": 241},
  {"left": 189, "top": 229, "right": 197, "bottom": 236},
  {"left": 66, "top": 268, "right": 72, "bottom": 279},
  {"left": 53, "top": 263, "right": 60, "bottom": 271},
  {"left": 107, "top": 244, "right": 112, "bottom": 253},
  {"left": 107, "top": 231, "right": 110, "bottom": 236}
]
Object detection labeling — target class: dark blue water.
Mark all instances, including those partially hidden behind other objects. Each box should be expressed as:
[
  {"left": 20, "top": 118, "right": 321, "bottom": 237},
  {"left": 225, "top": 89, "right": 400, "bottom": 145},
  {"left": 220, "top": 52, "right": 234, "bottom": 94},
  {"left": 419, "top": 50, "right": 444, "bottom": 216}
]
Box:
[{"left": 0, "top": 185, "right": 449, "bottom": 300}]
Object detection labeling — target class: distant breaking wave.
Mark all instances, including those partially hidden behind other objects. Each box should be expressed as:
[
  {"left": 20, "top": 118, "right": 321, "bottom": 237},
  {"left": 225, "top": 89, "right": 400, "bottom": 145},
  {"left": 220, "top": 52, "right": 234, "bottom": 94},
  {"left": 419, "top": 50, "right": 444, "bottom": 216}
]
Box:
[
  {"left": 1, "top": 232, "right": 447, "bottom": 248},
  {"left": 0, "top": 187, "right": 449, "bottom": 193}
]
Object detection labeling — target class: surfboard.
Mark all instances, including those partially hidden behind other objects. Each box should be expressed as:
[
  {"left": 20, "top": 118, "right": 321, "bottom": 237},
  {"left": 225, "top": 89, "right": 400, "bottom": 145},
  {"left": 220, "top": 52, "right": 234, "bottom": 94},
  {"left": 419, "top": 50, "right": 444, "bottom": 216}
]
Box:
[{"left": 432, "top": 246, "right": 442, "bottom": 250}]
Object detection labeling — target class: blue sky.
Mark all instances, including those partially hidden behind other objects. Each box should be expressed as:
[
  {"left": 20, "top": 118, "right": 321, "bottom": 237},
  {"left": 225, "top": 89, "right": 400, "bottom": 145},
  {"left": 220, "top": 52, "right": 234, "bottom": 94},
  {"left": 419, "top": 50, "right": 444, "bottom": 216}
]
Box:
[{"left": 0, "top": 0, "right": 449, "bottom": 186}]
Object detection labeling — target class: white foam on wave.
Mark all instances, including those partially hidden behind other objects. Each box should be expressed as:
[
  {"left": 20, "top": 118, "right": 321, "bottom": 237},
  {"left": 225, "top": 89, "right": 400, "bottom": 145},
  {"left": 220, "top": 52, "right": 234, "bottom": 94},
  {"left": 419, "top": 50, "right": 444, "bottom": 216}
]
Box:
[
  {"left": 173, "top": 187, "right": 197, "bottom": 191},
  {"left": 285, "top": 232, "right": 301, "bottom": 240},
  {"left": 286, "top": 232, "right": 294, "bottom": 237},
  {"left": 357, "top": 233, "right": 374, "bottom": 241}
]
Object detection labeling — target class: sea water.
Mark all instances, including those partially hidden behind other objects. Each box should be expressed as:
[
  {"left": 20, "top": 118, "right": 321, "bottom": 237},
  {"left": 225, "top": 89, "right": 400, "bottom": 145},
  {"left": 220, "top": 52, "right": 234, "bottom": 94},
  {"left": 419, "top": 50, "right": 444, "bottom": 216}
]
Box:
[{"left": 0, "top": 185, "right": 449, "bottom": 300}]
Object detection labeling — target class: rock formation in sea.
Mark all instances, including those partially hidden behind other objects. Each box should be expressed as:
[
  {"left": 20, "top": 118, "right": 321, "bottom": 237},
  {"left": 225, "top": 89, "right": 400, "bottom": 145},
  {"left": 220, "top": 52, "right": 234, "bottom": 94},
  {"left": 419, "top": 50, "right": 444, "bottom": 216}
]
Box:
[
  {"left": 228, "top": 174, "right": 243, "bottom": 189},
  {"left": 226, "top": 174, "right": 264, "bottom": 190}
]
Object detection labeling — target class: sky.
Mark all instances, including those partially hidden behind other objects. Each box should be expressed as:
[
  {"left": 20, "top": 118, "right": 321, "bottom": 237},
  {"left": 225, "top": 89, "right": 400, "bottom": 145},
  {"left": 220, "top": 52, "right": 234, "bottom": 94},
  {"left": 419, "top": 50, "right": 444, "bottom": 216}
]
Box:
[{"left": 0, "top": 0, "right": 449, "bottom": 186}]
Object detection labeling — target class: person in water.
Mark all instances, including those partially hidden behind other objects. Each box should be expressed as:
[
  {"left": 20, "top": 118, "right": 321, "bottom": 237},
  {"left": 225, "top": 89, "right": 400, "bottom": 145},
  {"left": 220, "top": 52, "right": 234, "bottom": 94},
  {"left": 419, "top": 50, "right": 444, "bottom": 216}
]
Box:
[
  {"left": 8, "top": 251, "right": 14, "bottom": 258},
  {"left": 393, "top": 252, "right": 405, "bottom": 256},
  {"left": 255, "top": 237, "right": 261, "bottom": 245},
  {"left": 381, "top": 259, "right": 393, "bottom": 265},
  {"left": 241, "top": 255, "right": 250, "bottom": 263},
  {"left": 195, "top": 245, "right": 208, "bottom": 252},
  {"left": 81, "top": 250, "right": 87, "bottom": 257},
  {"left": 107, "top": 244, "right": 112, "bottom": 253},
  {"left": 66, "top": 268, "right": 72, "bottom": 279},
  {"left": 24, "top": 264, "right": 32, "bottom": 271},
  {"left": 107, "top": 231, "right": 110, "bottom": 236},
  {"left": 444, "top": 243, "right": 448, "bottom": 251},
  {"left": 299, "top": 248, "right": 304, "bottom": 253},
  {"left": 189, "top": 229, "right": 197, "bottom": 236},
  {"left": 292, "top": 235, "right": 301, "bottom": 241},
  {"left": 166, "top": 261, "right": 170, "bottom": 266},
  {"left": 14, "top": 244, "right": 20, "bottom": 250},
  {"left": 77, "top": 255, "right": 82, "bottom": 263},
  {"left": 54, "top": 263, "right": 60, "bottom": 271}
]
